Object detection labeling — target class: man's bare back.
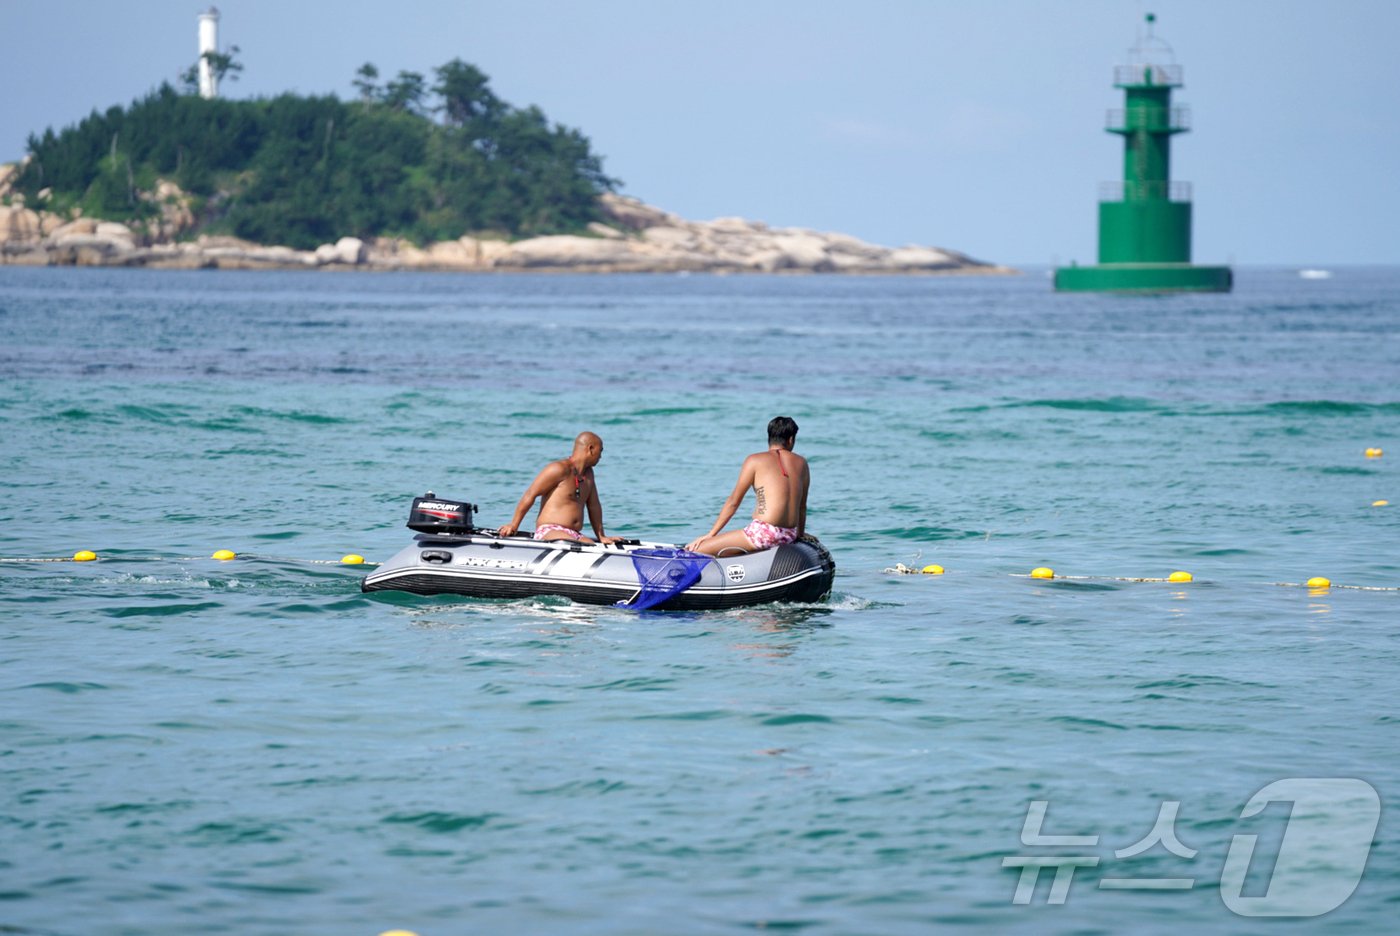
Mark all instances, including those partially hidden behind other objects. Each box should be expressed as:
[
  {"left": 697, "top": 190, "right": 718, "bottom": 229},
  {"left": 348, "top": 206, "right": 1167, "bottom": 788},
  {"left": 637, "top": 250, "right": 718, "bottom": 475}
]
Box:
[
  {"left": 686, "top": 417, "right": 809, "bottom": 556},
  {"left": 747, "top": 447, "right": 806, "bottom": 528}
]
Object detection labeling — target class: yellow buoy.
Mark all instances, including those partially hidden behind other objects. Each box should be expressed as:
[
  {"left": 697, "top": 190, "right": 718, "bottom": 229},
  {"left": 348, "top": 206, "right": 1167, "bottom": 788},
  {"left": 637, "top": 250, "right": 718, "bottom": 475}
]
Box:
[
  {"left": 212, "top": 549, "right": 236, "bottom": 561},
  {"left": 1030, "top": 567, "right": 1055, "bottom": 579},
  {"left": 1373, "top": 500, "right": 1390, "bottom": 507},
  {"left": 341, "top": 554, "right": 365, "bottom": 565},
  {"left": 921, "top": 564, "right": 944, "bottom": 575},
  {"left": 1365, "top": 447, "right": 1383, "bottom": 458},
  {"left": 73, "top": 550, "right": 97, "bottom": 562},
  {"left": 1306, "top": 576, "right": 1331, "bottom": 589},
  {"left": 377, "top": 931, "right": 420, "bottom": 936},
  {"left": 1168, "top": 570, "right": 1193, "bottom": 583}
]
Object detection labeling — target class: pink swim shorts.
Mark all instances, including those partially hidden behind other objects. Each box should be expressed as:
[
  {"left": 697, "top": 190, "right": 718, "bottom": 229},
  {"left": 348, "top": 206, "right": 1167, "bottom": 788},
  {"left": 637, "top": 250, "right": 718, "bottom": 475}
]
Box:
[
  {"left": 534, "top": 524, "right": 584, "bottom": 541},
  {"left": 743, "top": 519, "right": 799, "bottom": 550}
]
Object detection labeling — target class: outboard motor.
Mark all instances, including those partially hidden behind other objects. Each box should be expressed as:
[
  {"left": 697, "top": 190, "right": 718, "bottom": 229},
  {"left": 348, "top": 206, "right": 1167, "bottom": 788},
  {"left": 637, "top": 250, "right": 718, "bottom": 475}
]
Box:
[{"left": 407, "top": 492, "right": 479, "bottom": 535}]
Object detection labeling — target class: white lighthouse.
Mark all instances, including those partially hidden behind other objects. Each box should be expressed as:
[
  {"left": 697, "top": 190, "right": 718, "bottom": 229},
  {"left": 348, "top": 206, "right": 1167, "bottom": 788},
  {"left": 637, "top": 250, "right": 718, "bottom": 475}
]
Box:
[{"left": 197, "top": 6, "right": 220, "bottom": 99}]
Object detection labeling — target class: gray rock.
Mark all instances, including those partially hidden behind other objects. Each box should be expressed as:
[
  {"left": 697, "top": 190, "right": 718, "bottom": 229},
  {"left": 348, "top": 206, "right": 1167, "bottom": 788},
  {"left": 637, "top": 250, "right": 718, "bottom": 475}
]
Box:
[{"left": 2, "top": 188, "right": 1010, "bottom": 275}]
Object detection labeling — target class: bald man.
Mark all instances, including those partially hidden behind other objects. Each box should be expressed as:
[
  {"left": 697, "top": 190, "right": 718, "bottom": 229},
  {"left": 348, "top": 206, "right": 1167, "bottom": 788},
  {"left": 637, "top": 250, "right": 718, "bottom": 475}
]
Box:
[{"left": 496, "top": 431, "right": 622, "bottom": 544}]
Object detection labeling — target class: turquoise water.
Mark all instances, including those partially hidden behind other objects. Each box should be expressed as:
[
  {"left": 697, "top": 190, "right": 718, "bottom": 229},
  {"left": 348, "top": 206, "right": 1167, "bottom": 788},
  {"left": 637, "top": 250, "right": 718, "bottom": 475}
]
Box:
[{"left": 1, "top": 266, "right": 1397, "bottom": 935}]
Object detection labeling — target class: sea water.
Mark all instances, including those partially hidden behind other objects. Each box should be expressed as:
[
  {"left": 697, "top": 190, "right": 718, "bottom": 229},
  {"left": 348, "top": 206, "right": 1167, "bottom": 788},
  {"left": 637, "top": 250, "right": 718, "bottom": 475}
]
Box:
[{"left": 1, "top": 266, "right": 1397, "bottom": 935}]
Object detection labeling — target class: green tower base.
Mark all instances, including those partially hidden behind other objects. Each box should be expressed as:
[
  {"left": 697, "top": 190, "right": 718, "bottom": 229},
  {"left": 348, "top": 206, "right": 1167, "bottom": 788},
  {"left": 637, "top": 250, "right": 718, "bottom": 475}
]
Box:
[{"left": 1054, "top": 263, "right": 1232, "bottom": 294}]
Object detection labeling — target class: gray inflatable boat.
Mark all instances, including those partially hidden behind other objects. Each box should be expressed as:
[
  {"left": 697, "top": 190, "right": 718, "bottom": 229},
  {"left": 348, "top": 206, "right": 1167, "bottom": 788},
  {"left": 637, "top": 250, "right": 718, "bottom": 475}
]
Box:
[{"left": 361, "top": 495, "right": 836, "bottom": 610}]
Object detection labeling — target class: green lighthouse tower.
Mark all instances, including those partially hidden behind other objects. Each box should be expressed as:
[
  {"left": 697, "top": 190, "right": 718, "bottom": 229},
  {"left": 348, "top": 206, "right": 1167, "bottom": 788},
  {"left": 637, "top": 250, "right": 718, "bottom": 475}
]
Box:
[{"left": 1055, "top": 14, "right": 1232, "bottom": 293}]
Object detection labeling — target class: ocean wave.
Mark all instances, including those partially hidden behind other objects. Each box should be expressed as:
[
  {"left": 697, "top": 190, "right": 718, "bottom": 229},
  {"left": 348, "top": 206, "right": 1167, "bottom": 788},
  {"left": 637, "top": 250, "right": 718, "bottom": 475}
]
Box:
[
  {"left": 381, "top": 810, "right": 501, "bottom": 833},
  {"left": 1256, "top": 400, "right": 1400, "bottom": 416},
  {"left": 872, "top": 525, "right": 986, "bottom": 541},
  {"left": 231, "top": 406, "right": 351, "bottom": 425},
  {"left": 10, "top": 681, "right": 111, "bottom": 694},
  {"left": 631, "top": 406, "right": 713, "bottom": 417},
  {"left": 936, "top": 398, "right": 1400, "bottom": 424},
  {"left": 102, "top": 601, "right": 224, "bottom": 617}
]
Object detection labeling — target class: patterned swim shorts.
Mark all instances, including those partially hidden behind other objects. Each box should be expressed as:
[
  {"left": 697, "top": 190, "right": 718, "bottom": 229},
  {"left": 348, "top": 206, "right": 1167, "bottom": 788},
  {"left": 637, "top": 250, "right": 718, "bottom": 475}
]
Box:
[
  {"left": 534, "top": 524, "right": 584, "bottom": 541},
  {"left": 743, "top": 519, "right": 799, "bottom": 550}
]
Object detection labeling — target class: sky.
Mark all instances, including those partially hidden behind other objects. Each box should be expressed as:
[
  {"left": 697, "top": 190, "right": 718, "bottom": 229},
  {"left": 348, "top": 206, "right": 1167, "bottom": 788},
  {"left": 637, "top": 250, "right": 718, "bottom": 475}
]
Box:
[{"left": 3, "top": 0, "right": 1397, "bottom": 267}]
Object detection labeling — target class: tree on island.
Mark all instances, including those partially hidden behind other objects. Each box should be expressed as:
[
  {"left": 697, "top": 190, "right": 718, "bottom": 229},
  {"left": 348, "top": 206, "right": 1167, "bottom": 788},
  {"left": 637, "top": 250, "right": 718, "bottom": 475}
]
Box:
[
  {"left": 381, "top": 70, "right": 429, "bottom": 116},
  {"left": 14, "top": 59, "right": 619, "bottom": 250},
  {"left": 352, "top": 63, "right": 381, "bottom": 103},
  {"left": 178, "top": 46, "right": 245, "bottom": 95},
  {"left": 433, "top": 59, "right": 504, "bottom": 127}
]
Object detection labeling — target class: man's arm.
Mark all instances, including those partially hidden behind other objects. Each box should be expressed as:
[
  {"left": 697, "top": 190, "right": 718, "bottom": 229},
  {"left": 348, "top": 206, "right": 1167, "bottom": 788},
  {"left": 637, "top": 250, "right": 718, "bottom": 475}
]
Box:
[
  {"left": 685, "top": 459, "right": 755, "bottom": 550},
  {"left": 585, "top": 477, "right": 621, "bottom": 545},
  {"left": 496, "top": 462, "right": 566, "bottom": 537},
  {"left": 796, "top": 461, "right": 810, "bottom": 539}
]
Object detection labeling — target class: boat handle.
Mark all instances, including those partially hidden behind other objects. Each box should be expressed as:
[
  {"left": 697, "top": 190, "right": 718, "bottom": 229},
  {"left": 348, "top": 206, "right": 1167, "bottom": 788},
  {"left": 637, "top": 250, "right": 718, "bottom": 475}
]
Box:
[{"left": 420, "top": 550, "right": 453, "bottom": 564}]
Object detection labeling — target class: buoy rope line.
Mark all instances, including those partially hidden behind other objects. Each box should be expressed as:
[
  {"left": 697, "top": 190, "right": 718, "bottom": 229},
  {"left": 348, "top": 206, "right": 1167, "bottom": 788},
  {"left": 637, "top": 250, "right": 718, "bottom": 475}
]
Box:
[
  {"left": 0, "top": 554, "right": 377, "bottom": 566},
  {"left": 1266, "top": 582, "right": 1399, "bottom": 592},
  {"left": 1007, "top": 573, "right": 1191, "bottom": 583},
  {"left": 880, "top": 565, "right": 1398, "bottom": 592}
]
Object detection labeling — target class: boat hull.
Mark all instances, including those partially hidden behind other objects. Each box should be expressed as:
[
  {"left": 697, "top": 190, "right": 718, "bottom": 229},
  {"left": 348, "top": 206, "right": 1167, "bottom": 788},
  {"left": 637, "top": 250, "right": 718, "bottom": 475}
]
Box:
[{"left": 361, "top": 533, "right": 835, "bottom": 610}]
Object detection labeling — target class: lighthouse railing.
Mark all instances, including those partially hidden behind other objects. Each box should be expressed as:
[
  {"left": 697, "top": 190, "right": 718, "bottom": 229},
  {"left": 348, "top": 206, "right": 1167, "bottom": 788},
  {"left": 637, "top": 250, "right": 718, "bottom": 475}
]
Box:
[
  {"left": 1114, "top": 63, "right": 1182, "bottom": 87},
  {"left": 1105, "top": 107, "right": 1190, "bottom": 133}
]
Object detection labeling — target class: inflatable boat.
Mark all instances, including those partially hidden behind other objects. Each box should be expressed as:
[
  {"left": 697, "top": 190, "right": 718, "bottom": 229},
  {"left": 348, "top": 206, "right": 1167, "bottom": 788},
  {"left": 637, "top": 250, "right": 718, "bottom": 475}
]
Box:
[{"left": 361, "top": 495, "right": 836, "bottom": 610}]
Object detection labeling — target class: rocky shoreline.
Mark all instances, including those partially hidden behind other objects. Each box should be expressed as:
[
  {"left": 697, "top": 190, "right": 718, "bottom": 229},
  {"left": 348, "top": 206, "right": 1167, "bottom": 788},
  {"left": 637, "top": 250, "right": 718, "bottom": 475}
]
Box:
[{"left": 0, "top": 167, "right": 1010, "bottom": 275}]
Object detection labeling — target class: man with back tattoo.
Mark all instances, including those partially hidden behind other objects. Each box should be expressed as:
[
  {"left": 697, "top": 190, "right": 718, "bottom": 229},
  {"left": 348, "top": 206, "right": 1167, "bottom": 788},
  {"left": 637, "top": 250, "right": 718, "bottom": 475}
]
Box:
[{"left": 686, "top": 416, "right": 810, "bottom": 556}]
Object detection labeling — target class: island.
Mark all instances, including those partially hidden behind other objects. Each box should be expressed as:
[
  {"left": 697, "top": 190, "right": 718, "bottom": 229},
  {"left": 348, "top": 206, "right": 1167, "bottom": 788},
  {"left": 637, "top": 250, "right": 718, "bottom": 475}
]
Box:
[{"left": 0, "top": 59, "right": 1008, "bottom": 276}]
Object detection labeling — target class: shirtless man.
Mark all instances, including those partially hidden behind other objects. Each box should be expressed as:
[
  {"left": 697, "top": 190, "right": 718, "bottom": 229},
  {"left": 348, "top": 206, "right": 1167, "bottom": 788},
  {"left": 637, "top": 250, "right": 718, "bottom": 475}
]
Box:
[
  {"left": 686, "top": 416, "right": 809, "bottom": 556},
  {"left": 496, "top": 431, "right": 622, "bottom": 544}
]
